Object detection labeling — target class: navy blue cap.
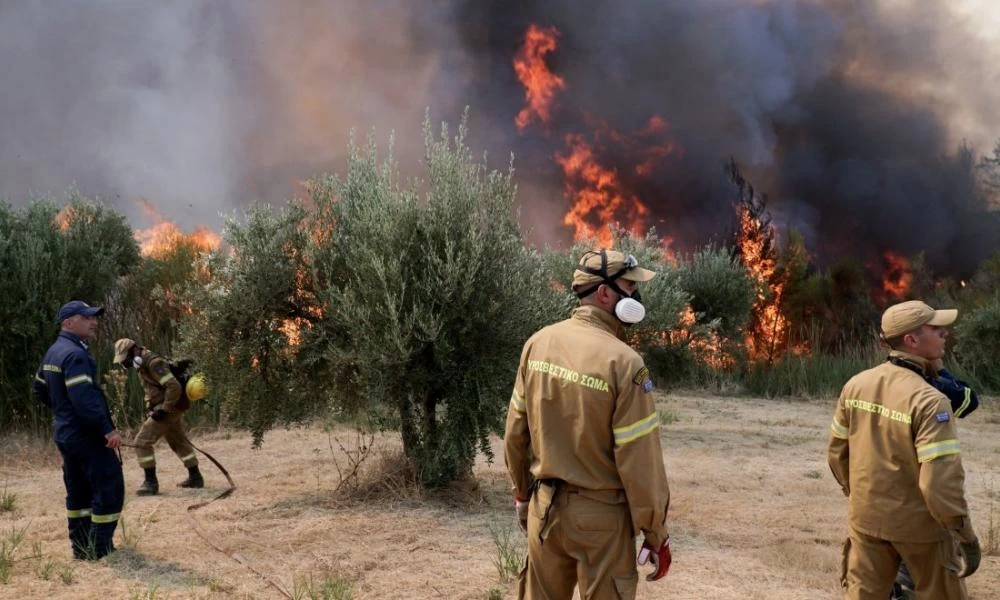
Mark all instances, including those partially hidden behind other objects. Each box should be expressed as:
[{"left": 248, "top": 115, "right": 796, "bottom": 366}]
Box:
[{"left": 57, "top": 300, "right": 105, "bottom": 322}]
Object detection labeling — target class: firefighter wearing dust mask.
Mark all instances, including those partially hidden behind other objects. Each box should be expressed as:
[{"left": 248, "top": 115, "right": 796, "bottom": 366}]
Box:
[
  {"left": 114, "top": 338, "right": 203, "bottom": 496},
  {"left": 828, "top": 300, "right": 981, "bottom": 600},
  {"left": 504, "top": 249, "right": 672, "bottom": 600}
]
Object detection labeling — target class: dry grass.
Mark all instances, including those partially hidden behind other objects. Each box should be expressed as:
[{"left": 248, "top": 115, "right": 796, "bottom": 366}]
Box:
[{"left": 0, "top": 394, "right": 997, "bottom": 598}]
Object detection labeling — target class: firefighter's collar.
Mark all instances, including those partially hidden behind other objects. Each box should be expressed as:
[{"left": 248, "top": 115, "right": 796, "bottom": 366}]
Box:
[
  {"left": 887, "top": 350, "right": 933, "bottom": 376},
  {"left": 572, "top": 304, "right": 625, "bottom": 339},
  {"left": 58, "top": 330, "right": 89, "bottom": 350}
]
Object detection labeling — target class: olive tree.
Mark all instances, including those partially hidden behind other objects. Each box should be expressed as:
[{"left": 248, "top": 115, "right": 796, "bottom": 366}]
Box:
[{"left": 305, "top": 113, "right": 566, "bottom": 486}]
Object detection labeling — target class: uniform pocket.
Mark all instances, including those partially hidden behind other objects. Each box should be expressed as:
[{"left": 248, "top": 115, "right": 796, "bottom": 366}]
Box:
[
  {"left": 839, "top": 537, "right": 851, "bottom": 589},
  {"left": 612, "top": 573, "right": 638, "bottom": 600}
]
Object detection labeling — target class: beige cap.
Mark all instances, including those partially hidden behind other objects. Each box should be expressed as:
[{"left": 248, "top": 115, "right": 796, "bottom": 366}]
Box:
[
  {"left": 113, "top": 338, "right": 137, "bottom": 363},
  {"left": 572, "top": 249, "right": 656, "bottom": 290},
  {"left": 881, "top": 301, "right": 957, "bottom": 339}
]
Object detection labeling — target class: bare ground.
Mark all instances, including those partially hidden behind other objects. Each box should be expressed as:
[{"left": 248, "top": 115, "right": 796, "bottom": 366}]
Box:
[{"left": 1, "top": 393, "right": 998, "bottom": 599}]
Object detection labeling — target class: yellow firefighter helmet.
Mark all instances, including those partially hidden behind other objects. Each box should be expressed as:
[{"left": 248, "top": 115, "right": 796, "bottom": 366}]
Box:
[{"left": 186, "top": 374, "right": 208, "bottom": 402}]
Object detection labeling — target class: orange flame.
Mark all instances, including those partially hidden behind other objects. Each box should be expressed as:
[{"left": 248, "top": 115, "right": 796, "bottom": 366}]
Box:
[
  {"left": 881, "top": 251, "right": 912, "bottom": 300},
  {"left": 555, "top": 115, "right": 679, "bottom": 246},
  {"left": 133, "top": 198, "right": 221, "bottom": 258},
  {"left": 513, "top": 24, "right": 565, "bottom": 131},
  {"left": 556, "top": 134, "right": 651, "bottom": 246},
  {"left": 737, "top": 205, "right": 792, "bottom": 362},
  {"left": 135, "top": 221, "right": 221, "bottom": 258},
  {"left": 54, "top": 205, "right": 74, "bottom": 232}
]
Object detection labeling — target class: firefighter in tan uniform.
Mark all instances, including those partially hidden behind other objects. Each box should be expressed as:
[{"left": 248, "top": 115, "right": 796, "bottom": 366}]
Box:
[
  {"left": 504, "top": 250, "right": 671, "bottom": 600},
  {"left": 114, "top": 338, "right": 203, "bottom": 495},
  {"left": 827, "top": 301, "right": 981, "bottom": 600}
]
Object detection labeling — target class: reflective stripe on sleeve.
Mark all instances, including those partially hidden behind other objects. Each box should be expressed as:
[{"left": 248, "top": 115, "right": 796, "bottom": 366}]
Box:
[
  {"left": 35, "top": 374, "right": 46, "bottom": 384},
  {"left": 614, "top": 412, "right": 659, "bottom": 446},
  {"left": 67, "top": 508, "right": 92, "bottom": 519},
  {"left": 830, "top": 420, "right": 849, "bottom": 440},
  {"left": 158, "top": 373, "right": 176, "bottom": 385},
  {"left": 510, "top": 391, "right": 526, "bottom": 413},
  {"left": 90, "top": 512, "right": 120, "bottom": 524},
  {"left": 43, "top": 364, "right": 62, "bottom": 373},
  {"left": 916, "top": 439, "right": 961, "bottom": 463},
  {"left": 955, "top": 388, "right": 972, "bottom": 418},
  {"left": 65, "top": 374, "right": 93, "bottom": 388}
]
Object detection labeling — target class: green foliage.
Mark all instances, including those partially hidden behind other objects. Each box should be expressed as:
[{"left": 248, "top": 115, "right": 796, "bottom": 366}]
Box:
[
  {"left": 176, "top": 203, "right": 321, "bottom": 445},
  {"left": 0, "top": 524, "right": 27, "bottom": 584},
  {"left": 488, "top": 520, "right": 524, "bottom": 583},
  {"left": 742, "top": 338, "right": 882, "bottom": 398},
  {"left": 953, "top": 295, "right": 1000, "bottom": 391},
  {"left": 676, "top": 244, "right": 754, "bottom": 340},
  {"left": 0, "top": 485, "right": 15, "bottom": 513},
  {"left": 0, "top": 196, "right": 139, "bottom": 432},
  {"left": 292, "top": 573, "right": 354, "bottom": 600},
  {"left": 303, "top": 112, "right": 565, "bottom": 486}
]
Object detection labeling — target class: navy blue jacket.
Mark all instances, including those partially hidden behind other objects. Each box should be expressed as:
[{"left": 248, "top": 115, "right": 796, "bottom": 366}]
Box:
[
  {"left": 933, "top": 368, "right": 979, "bottom": 419},
  {"left": 33, "top": 331, "right": 115, "bottom": 444}
]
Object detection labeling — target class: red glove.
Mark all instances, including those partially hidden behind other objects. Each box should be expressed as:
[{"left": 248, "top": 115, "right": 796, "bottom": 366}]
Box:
[{"left": 637, "top": 536, "right": 671, "bottom": 581}]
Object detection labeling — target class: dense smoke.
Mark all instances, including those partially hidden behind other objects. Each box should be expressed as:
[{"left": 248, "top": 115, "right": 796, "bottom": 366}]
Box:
[{"left": 1, "top": 0, "right": 998, "bottom": 274}]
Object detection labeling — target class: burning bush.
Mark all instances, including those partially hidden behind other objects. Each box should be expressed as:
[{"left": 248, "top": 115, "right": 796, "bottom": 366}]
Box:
[{"left": 174, "top": 202, "right": 321, "bottom": 443}]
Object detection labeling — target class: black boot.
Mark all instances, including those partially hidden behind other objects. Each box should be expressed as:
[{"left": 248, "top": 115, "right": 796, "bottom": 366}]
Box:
[
  {"left": 178, "top": 465, "right": 204, "bottom": 488},
  {"left": 68, "top": 515, "right": 93, "bottom": 560},
  {"left": 136, "top": 467, "right": 159, "bottom": 496}
]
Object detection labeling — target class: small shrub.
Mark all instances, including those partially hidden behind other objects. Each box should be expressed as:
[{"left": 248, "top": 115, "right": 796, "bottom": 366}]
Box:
[
  {"left": 658, "top": 410, "right": 680, "bottom": 426},
  {"left": 35, "top": 558, "right": 56, "bottom": 581},
  {"left": 129, "top": 583, "right": 161, "bottom": 600},
  {"left": 118, "top": 503, "right": 155, "bottom": 550},
  {"left": 292, "top": 573, "right": 354, "bottom": 600},
  {"left": 58, "top": 563, "right": 75, "bottom": 585},
  {"left": 0, "top": 524, "right": 27, "bottom": 584},
  {"left": 486, "top": 588, "right": 504, "bottom": 600},
  {"left": 0, "top": 486, "right": 15, "bottom": 513},
  {"left": 488, "top": 520, "right": 524, "bottom": 583}
]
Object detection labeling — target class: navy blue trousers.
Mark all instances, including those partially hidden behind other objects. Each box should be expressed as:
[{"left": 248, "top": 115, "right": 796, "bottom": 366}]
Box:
[{"left": 57, "top": 439, "right": 124, "bottom": 559}]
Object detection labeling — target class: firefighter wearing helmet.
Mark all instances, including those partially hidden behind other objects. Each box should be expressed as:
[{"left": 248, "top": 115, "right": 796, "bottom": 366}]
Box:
[
  {"left": 504, "top": 249, "right": 672, "bottom": 599},
  {"left": 114, "top": 338, "right": 205, "bottom": 495},
  {"left": 828, "top": 300, "right": 981, "bottom": 599}
]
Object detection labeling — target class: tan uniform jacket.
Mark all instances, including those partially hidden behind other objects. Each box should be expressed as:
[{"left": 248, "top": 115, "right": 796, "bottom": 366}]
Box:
[
  {"left": 504, "top": 305, "right": 671, "bottom": 546},
  {"left": 138, "top": 352, "right": 184, "bottom": 412},
  {"left": 827, "top": 350, "right": 974, "bottom": 543}
]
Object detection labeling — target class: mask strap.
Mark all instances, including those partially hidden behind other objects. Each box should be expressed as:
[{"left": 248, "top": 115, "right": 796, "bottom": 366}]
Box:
[{"left": 576, "top": 250, "right": 632, "bottom": 299}]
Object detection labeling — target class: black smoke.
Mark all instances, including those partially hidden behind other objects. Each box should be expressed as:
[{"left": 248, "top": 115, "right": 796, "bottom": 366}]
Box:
[
  {"left": 1, "top": 0, "right": 998, "bottom": 275},
  {"left": 451, "top": 0, "right": 1000, "bottom": 276}
]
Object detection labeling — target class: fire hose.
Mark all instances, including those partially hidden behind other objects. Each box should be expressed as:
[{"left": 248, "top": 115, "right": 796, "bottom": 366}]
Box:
[{"left": 122, "top": 434, "right": 294, "bottom": 599}]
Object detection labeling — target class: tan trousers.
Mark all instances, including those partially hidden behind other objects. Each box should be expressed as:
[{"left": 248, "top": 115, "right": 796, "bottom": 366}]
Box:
[
  {"left": 134, "top": 411, "right": 198, "bottom": 469},
  {"left": 518, "top": 482, "right": 638, "bottom": 600},
  {"left": 842, "top": 529, "right": 966, "bottom": 600}
]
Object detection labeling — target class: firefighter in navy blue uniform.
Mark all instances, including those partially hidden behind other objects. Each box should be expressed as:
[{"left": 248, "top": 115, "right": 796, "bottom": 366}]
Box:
[
  {"left": 32, "top": 301, "right": 124, "bottom": 560},
  {"left": 505, "top": 250, "right": 671, "bottom": 600}
]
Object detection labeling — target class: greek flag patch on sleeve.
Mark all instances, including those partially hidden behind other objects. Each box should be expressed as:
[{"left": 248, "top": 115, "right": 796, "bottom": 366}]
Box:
[
  {"left": 936, "top": 411, "right": 951, "bottom": 423},
  {"left": 633, "top": 367, "right": 654, "bottom": 393}
]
